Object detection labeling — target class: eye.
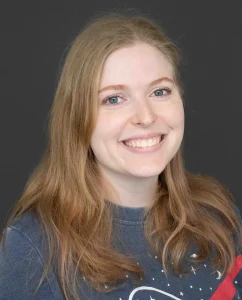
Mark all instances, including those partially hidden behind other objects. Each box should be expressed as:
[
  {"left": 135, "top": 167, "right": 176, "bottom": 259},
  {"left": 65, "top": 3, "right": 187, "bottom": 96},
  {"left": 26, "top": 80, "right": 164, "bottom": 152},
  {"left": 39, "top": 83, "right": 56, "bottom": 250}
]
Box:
[
  {"left": 151, "top": 88, "right": 171, "bottom": 97},
  {"left": 102, "top": 94, "right": 123, "bottom": 106}
]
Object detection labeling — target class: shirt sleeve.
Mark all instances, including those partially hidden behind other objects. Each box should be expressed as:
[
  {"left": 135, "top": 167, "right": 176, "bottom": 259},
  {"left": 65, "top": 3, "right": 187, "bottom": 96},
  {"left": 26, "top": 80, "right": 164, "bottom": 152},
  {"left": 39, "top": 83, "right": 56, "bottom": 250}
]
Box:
[{"left": 0, "top": 226, "right": 64, "bottom": 300}]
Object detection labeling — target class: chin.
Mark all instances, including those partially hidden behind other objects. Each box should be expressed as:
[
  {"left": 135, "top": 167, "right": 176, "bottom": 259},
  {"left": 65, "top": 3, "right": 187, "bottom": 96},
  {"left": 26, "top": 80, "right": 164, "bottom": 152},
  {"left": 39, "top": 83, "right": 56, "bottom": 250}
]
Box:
[{"left": 127, "top": 167, "right": 166, "bottom": 178}]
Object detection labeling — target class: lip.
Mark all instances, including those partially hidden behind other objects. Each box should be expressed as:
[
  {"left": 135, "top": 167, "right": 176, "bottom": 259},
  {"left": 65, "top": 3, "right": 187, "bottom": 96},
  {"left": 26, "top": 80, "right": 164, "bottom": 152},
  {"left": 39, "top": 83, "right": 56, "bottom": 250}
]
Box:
[
  {"left": 120, "top": 134, "right": 166, "bottom": 154},
  {"left": 121, "top": 132, "right": 165, "bottom": 143}
]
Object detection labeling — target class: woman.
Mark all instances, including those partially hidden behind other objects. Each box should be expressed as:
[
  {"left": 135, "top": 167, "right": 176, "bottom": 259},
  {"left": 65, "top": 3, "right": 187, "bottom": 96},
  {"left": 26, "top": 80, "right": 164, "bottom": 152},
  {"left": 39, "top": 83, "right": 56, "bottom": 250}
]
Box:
[{"left": 1, "top": 12, "right": 242, "bottom": 300}]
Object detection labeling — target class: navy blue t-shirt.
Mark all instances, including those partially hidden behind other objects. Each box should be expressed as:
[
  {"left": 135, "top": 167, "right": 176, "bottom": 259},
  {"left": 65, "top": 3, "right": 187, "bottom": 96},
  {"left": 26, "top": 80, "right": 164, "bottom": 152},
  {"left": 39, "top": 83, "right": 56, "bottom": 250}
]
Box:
[{"left": 1, "top": 203, "right": 242, "bottom": 300}]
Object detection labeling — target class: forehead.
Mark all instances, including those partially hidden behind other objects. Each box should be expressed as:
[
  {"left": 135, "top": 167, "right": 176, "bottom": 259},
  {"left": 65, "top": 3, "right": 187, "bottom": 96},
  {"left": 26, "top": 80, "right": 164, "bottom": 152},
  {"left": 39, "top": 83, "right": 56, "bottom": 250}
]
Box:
[{"left": 99, "top": 43, "right": 174, "bottom": 88}]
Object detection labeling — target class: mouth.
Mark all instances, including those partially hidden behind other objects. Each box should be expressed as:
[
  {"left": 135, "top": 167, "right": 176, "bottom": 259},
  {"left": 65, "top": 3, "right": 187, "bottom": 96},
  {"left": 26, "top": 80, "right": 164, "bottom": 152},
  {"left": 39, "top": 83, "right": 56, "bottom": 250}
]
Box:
[
  {"left": 120, "top": 134, "right": 166, "bottom": 153},
  {"left": 122, "top": 134, "right": 165, "bottom": 147}
]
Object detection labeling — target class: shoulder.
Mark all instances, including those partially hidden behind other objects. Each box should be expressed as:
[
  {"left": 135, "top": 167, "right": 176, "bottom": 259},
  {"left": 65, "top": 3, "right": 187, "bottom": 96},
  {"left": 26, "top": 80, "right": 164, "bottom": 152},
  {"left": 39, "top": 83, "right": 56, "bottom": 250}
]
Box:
[
  {"left": 231, "top": 203, "right": 242, "bottom": 251},
  {"left": 0, "top": 210, "right": 43, "bottom": 261},
  {"left": 3, "top": 210, "right": 42, "bottom": 248},
  {"left": 10, "top": 209, "right": 41, "bottom": 232},
  {"left": 233, "top": 204, "right": 242, "bottom": 218},
  {"left": 0, "top": 210, "right": 63, "bottom": 299}
]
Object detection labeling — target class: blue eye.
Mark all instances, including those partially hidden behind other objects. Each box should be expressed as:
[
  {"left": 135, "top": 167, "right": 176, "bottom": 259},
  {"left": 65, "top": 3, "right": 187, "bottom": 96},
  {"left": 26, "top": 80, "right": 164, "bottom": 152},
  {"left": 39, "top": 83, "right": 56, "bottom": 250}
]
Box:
[
  {"left": 153, "top": 88, "right": 170, "bottom": 97},
  {"left": 107, "top": 95, "right": 121, "bottom": 105},
  {"left": 102, "top": 94, "right": 123, "bottom": 106}
]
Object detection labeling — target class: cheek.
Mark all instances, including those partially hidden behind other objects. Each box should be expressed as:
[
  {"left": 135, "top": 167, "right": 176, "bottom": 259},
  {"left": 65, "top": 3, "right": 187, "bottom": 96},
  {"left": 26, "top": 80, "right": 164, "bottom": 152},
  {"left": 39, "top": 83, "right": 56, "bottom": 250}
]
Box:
[
  {"left": 91, "top": 113, "right": 125, "bottom": 144},
  {"left": 162, "top": 101, "right": 184, "bottom": 128}
]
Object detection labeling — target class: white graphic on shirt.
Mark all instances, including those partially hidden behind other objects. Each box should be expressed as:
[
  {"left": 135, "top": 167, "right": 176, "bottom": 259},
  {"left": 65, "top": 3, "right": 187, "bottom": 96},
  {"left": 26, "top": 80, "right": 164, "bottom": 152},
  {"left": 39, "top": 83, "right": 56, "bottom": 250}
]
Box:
[
  {"left": 128, "top": 286, "right": 181, "bottom": 300},
  {"left": 124, "top": 253, "right": 225, "bottom": 300},
  {"left": 190, "top": 253, "right": 198, "bottom": 258},
  {"left": 216, "top": 271, "right": 222, "bottom": 280}
]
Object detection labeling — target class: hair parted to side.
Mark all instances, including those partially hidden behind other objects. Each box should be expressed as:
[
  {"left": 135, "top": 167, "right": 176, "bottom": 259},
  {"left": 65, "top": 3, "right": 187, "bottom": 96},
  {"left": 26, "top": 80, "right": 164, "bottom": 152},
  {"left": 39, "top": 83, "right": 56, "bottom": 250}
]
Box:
[{"left": 1, "top": 10, "right": 242, "bottom": 300}]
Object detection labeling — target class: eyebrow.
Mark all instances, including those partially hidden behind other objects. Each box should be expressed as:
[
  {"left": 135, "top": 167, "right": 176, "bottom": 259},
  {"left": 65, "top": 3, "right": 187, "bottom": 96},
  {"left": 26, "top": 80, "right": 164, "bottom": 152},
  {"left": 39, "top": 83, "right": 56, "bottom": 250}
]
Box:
[{"left": 98, "top": 77, "right": 174, "bottom": 94}]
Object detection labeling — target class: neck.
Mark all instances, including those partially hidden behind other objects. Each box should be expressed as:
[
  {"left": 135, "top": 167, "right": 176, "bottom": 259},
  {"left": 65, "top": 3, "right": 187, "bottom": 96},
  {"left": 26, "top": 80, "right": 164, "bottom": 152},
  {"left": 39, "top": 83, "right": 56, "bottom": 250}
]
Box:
[{"left": 101, "top": 169, "right": 159, "bottom": 208}]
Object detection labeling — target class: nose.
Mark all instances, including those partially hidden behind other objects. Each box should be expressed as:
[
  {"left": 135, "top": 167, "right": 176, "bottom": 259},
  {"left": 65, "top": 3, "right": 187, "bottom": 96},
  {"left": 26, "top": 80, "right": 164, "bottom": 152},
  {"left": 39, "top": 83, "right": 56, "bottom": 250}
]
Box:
[{"left": 130, "top": 100, "right": 157, "bottom": 127}]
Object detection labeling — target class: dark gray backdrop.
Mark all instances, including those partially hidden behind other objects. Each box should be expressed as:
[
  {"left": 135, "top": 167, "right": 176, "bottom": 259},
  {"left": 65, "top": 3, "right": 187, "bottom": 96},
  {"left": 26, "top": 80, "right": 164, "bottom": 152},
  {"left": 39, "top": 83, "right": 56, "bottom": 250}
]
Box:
[{"left": 1, "top": 1, "right": 242, "bottom": 230}]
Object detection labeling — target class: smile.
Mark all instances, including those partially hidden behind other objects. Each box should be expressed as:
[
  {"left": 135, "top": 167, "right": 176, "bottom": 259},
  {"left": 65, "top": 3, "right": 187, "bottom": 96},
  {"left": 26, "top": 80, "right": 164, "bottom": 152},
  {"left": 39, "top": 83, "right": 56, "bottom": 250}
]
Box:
[
  {"left": 121, "top": 135, "right": 166, "bottom": 153},
  {"left": 123, "top": 135, "right": 163, "bottom": 148}
]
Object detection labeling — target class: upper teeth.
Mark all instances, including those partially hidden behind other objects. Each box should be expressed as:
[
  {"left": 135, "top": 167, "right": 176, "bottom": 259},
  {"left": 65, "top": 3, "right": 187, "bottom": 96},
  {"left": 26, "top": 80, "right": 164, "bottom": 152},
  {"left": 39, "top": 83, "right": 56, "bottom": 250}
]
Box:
[{"left": 124, "top": 136, "right": 162, "bottom": 148}]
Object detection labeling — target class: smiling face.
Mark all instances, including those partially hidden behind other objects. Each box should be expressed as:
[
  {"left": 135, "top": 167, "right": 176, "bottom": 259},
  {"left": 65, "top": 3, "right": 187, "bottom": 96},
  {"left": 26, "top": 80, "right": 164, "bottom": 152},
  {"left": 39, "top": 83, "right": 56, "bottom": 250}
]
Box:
[{"left": 90, "top": 42, "right": 184, "bottom": 183}]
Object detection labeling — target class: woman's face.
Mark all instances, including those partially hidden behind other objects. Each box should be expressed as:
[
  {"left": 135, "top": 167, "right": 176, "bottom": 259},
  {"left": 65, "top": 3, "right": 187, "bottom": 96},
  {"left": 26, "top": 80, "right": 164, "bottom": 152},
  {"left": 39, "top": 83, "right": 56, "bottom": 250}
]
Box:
[{"left": 90, "top": 42, "right": 184, "bottom": 180}]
